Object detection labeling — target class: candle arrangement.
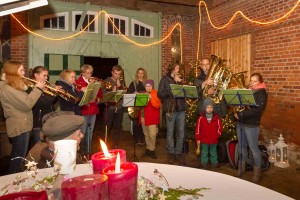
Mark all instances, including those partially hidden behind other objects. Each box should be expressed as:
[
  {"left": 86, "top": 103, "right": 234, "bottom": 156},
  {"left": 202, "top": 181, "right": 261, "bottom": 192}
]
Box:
[{"left": 91, "top": 140, "right": 126, "bottom": 174}]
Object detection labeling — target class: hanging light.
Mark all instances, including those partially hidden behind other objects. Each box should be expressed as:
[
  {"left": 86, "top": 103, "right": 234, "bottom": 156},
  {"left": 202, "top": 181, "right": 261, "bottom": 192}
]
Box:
[
  {"left": 267, "top": 139, "right": 276, "bottom": 163},
  {"left": 274, "top": 134, "right": 289, "bottom": 168}
]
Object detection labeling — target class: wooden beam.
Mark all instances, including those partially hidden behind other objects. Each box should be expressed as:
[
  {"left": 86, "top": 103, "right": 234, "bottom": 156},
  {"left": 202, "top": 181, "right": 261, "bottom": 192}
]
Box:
[{"left": 140, "top": 0, "right": 199, "bottom": 7}]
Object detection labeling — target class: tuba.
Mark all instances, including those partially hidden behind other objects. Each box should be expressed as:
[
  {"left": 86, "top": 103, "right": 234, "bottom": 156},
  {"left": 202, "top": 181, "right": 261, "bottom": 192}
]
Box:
[
  {"left": 229, "top": 71, "right": 248, "bottom": 112},
  {"left": 202, "top": 55, "right": 232, "bottom": 104}
]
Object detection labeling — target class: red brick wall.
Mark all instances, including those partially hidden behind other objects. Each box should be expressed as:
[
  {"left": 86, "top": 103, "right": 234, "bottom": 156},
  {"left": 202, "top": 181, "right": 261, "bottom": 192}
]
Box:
[
  {"left": 10, "top": 12, "right": 28, "bottom": 67},
  {"left": 200, "top": 0, "right": 300, "bottom": 148},
  {"left": 161, "top": 15, "right": 198, "bottom": 75}
]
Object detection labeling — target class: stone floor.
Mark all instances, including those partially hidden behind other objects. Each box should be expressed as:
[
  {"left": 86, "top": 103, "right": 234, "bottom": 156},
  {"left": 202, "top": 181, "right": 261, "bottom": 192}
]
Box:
[{"left": 91, "top": 125, "right": 300, "bottom": 200}]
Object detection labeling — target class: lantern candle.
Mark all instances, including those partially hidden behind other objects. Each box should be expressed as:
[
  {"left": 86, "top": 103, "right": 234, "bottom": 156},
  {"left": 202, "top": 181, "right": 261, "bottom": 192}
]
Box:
[
  {"left": 91, "top": 140, "right": 126, "bottom": 174},
  {"left": 61, "top": 174, "right": 108, "bottom": 200},
  {"left": 102, "top": 153, "right": 138, "bottom": 200}
]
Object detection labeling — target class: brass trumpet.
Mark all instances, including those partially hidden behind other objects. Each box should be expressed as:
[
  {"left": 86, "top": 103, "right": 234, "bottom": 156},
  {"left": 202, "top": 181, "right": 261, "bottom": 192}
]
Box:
[
  {"left": 88, "top": 77, "right": 112, "bottom": 90},
  {"left": 22, "top": 76, "right": 80, "bottom": 104}
]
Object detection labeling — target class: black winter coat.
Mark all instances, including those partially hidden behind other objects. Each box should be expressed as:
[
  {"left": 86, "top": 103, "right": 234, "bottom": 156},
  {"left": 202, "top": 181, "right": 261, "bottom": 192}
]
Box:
[
  {"left": 158, "top": 73, "right": 186, "bottom": 113},
  {"left": 55, "top": 79, "right": 84, "bottom": 115},
  {"left": 237, "top": 88, "right": 268, "bottom": 126}
]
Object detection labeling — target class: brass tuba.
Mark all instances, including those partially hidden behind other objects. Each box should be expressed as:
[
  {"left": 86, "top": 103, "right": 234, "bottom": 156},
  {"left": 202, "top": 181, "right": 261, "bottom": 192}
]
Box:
[
  {"left": 202, "top": 55, "right": 232, "bottom": 104},
  {"left": 229, "top": 71, "right": 248, "bottom": 112}
]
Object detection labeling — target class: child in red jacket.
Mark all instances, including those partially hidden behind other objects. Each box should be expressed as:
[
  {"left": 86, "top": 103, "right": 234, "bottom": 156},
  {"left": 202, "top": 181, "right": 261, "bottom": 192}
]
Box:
[
  {"left": 140, "top": 79, "right": 160, "bottom": 159},
  {"left": 195, "top": 98, "right": 222, "bottom": 168}
]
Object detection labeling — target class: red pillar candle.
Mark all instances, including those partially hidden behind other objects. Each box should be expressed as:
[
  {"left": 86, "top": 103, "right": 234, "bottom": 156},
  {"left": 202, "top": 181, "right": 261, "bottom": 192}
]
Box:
[
  {"left": 102, "top": 161, "right": 138, "bottom": 200},
  {"left": 91, "top": 149, "right": 126, "bottom": 174},
  {"left": 61, "top": 174, "right": 108, "bottom": 200}
]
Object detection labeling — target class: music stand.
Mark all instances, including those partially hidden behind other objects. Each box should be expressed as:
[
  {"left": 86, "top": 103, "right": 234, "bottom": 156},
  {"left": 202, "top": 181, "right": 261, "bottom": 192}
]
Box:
[
  {"left": 222, "top": 89, "right": 257, "bottom": 178},
  {"left": 78, "top": 82, "right": 101, "bottom": 159},
  {"left": 100, "top": 90, "right": 124, "bottom": 143},
  {"left": 122, "top": 93, "right": 149, "bottom": 161}
]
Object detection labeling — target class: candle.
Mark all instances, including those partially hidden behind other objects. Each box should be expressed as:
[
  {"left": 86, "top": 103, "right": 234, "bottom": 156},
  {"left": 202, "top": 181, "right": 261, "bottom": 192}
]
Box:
[
  {"left": 91, "top": 140, "right": 126, "bottom": 174},
  {"left": 102, "top": 154, "right": 138, "bottom": 200},
  {"left": 61, "top": 174, "right": 108, "bottom": 200}
]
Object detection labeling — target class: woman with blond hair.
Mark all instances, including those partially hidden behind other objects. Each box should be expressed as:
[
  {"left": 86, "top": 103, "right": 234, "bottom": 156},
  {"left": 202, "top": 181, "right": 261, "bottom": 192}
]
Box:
[
  {"left": 75, "top": 64, "right": 103, "bottom": 157},
  {"left": 0, "top": 61, "right": 45, "bottom": 173},
  {"left": 55, "top": 69, "right": 85, "bottom": 115},
  {"left": 128, "top": 67, "right": 147, "bottom": 145}
]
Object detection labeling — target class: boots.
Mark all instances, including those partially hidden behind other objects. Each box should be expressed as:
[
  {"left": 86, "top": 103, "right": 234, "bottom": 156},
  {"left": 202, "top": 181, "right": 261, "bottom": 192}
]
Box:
[
  {"left": 236, "top": 161, "right": 246, "bottom": 177},
  {"left": 252, "top": 167, "right": 261, "bottom": 183}
]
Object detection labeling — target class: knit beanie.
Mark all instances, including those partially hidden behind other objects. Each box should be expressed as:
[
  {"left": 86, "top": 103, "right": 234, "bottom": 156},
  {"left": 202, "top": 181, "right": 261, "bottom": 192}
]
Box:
[
  {"left": 203, "top": 97, "right": 214, "bottom": 113},
  {"left": 145, "top": 79, "right": 154, "bottom": 88}
]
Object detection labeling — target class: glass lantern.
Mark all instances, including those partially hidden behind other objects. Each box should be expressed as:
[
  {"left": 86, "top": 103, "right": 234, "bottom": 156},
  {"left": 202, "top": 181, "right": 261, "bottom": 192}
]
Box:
[
  {"left": 274, "top": 134, "right": 289, "bottom": 168},
  {"left": 267, "top": 139, "right": 276, "bottom": 163}
]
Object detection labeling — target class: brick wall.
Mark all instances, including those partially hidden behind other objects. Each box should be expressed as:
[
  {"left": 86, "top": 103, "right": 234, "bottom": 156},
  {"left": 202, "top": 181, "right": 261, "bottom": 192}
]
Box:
[
  {"left": 161, "top": 15, "right": 198, "bottom": 75},
  {"left": 200, "top": 0, "right": 300, "bottom": 162},
  {"left": 10, "top": 12, "right": 28, "bottom": 67}
]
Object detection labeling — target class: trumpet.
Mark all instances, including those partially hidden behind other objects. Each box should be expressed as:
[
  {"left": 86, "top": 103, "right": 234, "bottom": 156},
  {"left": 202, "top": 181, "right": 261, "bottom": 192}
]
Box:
[
  {"left": 22, "top": 76, "right": 80, "bottom": 104},
  {"left": 88, "top": 77, "right": 112, "bottom": 90}
]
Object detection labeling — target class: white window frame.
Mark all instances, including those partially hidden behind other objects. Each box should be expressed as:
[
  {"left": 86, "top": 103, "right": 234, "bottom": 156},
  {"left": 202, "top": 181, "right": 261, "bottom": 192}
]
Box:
[
  {"left": 131, "top": 19, "right": 154, "bottom": 38},
  {"left": 72, "top": 11, "right": 98, "bottom": 33},
  {"left": 104, "top": 14, "right": 129, "bottom": 36},
  {"left": 40, "top": 12, "right": 68, "bottom": 31}
]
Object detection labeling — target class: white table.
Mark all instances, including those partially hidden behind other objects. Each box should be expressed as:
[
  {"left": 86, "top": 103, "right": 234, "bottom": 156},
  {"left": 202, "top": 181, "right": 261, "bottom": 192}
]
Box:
[{"left": 0, "top": 162, "right": 294, "bottom": 200}]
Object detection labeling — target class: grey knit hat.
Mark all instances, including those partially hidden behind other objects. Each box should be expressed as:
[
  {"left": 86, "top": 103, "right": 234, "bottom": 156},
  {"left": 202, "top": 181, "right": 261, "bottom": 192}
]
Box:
[
  {"left": 42, "top": 111, "right": 84, "bottom": 141},
  {"left": 203, "top": 97, "right": 214, "bottom": 113}
]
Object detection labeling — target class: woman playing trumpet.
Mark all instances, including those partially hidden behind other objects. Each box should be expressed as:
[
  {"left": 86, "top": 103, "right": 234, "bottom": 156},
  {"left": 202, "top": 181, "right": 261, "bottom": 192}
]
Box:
[
  {"left": 0, "top": 61, "right": 46, "bottom": 173},
  {"left": 28, "top": 66, "right": 61, "bottom": 147},
  {"left": 55, "top": 69, "right": 86, "bottom": 116}
]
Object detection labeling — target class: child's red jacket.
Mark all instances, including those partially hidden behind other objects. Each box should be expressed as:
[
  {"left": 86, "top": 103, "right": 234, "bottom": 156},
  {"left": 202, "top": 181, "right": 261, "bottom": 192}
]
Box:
[{"left": 195, "top": 112, "right": 223, "bottom": 144}]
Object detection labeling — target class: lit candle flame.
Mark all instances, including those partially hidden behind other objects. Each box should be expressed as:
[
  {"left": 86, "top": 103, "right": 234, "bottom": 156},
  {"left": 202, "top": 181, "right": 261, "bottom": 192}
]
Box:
[
  {"left": 115, "top": 152, "right": 121, "bottom": 173},
  {"left": 100, "top": 140, "right": 110, "bottom": 158}
]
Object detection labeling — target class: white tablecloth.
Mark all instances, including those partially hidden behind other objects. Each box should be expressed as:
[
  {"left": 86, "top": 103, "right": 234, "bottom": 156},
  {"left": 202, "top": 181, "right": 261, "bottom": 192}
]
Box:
[{"left": 0, "top": 162, "right": 293, "bottom": 200}]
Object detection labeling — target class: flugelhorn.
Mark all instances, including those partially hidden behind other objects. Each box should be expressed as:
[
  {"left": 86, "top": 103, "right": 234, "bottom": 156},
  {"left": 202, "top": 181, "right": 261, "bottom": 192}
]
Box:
[
  {"left": 22, "top": 76, "right": 80, "bottom": 104},
  {"left": 88, "top": 77, "right": 112, "bottom": 90}
]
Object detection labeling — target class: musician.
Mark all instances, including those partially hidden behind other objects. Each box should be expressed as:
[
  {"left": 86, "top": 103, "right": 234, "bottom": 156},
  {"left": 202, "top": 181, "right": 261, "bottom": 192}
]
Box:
[
  {"left": 75, "top": 64, "right": 103, "bottom": 157},
  {"left": 29, "top": 66, "right": 60, "bottom": 146},
  {"left": 194, "top": 58, "right": 228, "bottom": 117},
  {"left": 55, "top": 69, "right": 85, "bottom": 115},
  {"left": 158, "top": 62, "right": 186, "bottom": 164},
  {"left": 234, "top": 73, "right": 268, "bottom": 183},
  {"left": 103, "top": 65, "right": 126, "bottom": 148},
  {"left": 0, "top": 61, "right": 45, "bottom": 173},
  {"left": 128, "top": 67, "right": 147, "bottom": 145}
]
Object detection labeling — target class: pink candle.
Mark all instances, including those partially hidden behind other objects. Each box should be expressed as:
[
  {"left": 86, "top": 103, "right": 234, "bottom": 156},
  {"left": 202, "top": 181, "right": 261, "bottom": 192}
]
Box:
[
  {"left": 61, "top": 174, "right": 108, "bottom": 200},
  {"left": 91, "top": 149, "right": 126, "bottom": 174},
  {"left": 102, "top": 162, "right": 138, "bottom": 200}
]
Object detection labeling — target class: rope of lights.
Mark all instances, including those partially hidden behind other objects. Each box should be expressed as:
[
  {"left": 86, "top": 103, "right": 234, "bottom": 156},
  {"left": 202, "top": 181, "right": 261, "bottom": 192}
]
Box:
[
  {"left": 196, "top": 0, "right": 300, "bottom": 59},
  {"left": 10, "top": 0, "right": 300, "bottom": 62}
]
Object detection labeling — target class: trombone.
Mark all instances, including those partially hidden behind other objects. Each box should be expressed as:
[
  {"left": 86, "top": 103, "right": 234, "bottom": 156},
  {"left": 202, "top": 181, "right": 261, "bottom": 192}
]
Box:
[{"left": 22, "top": 76, "right": 80, "bottom": 104}]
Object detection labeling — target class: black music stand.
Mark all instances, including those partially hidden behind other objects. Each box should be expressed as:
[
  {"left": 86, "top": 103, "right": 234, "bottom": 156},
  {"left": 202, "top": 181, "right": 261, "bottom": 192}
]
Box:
[
  {"left": 122, "top": 93, "right": 149, "bottom": 161},
  {"left": 170, "top": 84, "right": 198, "bottom": 165},
  {"left": 222, "top": 89, "right": 257, "bottom": 178},
  {"left": 100, "top": 91, "right": 124, "bottom": 143}
]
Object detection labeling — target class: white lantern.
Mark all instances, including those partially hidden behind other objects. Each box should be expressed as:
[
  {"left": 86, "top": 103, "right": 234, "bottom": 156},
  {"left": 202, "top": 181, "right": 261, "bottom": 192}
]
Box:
[
  {"left": 274, "top": 134, "right": 289, "bottom": 168},
  {"left": 267, "top": 139, "right": 276, "bottom": 163}
]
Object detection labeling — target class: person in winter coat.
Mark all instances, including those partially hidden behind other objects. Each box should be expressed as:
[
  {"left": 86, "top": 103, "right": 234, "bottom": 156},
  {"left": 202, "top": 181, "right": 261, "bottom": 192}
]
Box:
[
  {"left": 0, "top": 61, "right": 45, "bottom": 173},
  {"left": 55, "top": 69, "right": 85, "bottom": 116},
  {"left": 140, "top": 79, "right": 160, "bottom": 159},
  {"left": 29, "top": 66, "right": 59, "bottom": 147},
  {"left": 234, "top": 73, "right": 268, "bottom": 183},
  {"left": 75, "top": 64, "right": 103, "bottom": 157},
  {"left": 195, "top": 97, "right": 222, "bottom": 169}
]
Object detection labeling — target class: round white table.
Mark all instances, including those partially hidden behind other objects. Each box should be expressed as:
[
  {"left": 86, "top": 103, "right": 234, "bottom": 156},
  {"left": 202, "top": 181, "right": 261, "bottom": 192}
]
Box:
[{"left": 0, "top": 162, "right": 294, "bottom": 200}]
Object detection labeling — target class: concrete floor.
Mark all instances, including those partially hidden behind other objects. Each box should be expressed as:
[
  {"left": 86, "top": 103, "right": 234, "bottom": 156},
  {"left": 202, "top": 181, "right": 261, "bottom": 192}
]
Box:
[{"left": 91, "top": 124, "right": 300, "bottom": 200}]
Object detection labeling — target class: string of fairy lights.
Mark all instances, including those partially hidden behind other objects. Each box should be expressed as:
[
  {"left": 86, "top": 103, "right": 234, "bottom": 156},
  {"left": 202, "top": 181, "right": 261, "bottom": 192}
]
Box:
[{"left": 10, "top": 0, "right": 300, "bottom": 62}]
